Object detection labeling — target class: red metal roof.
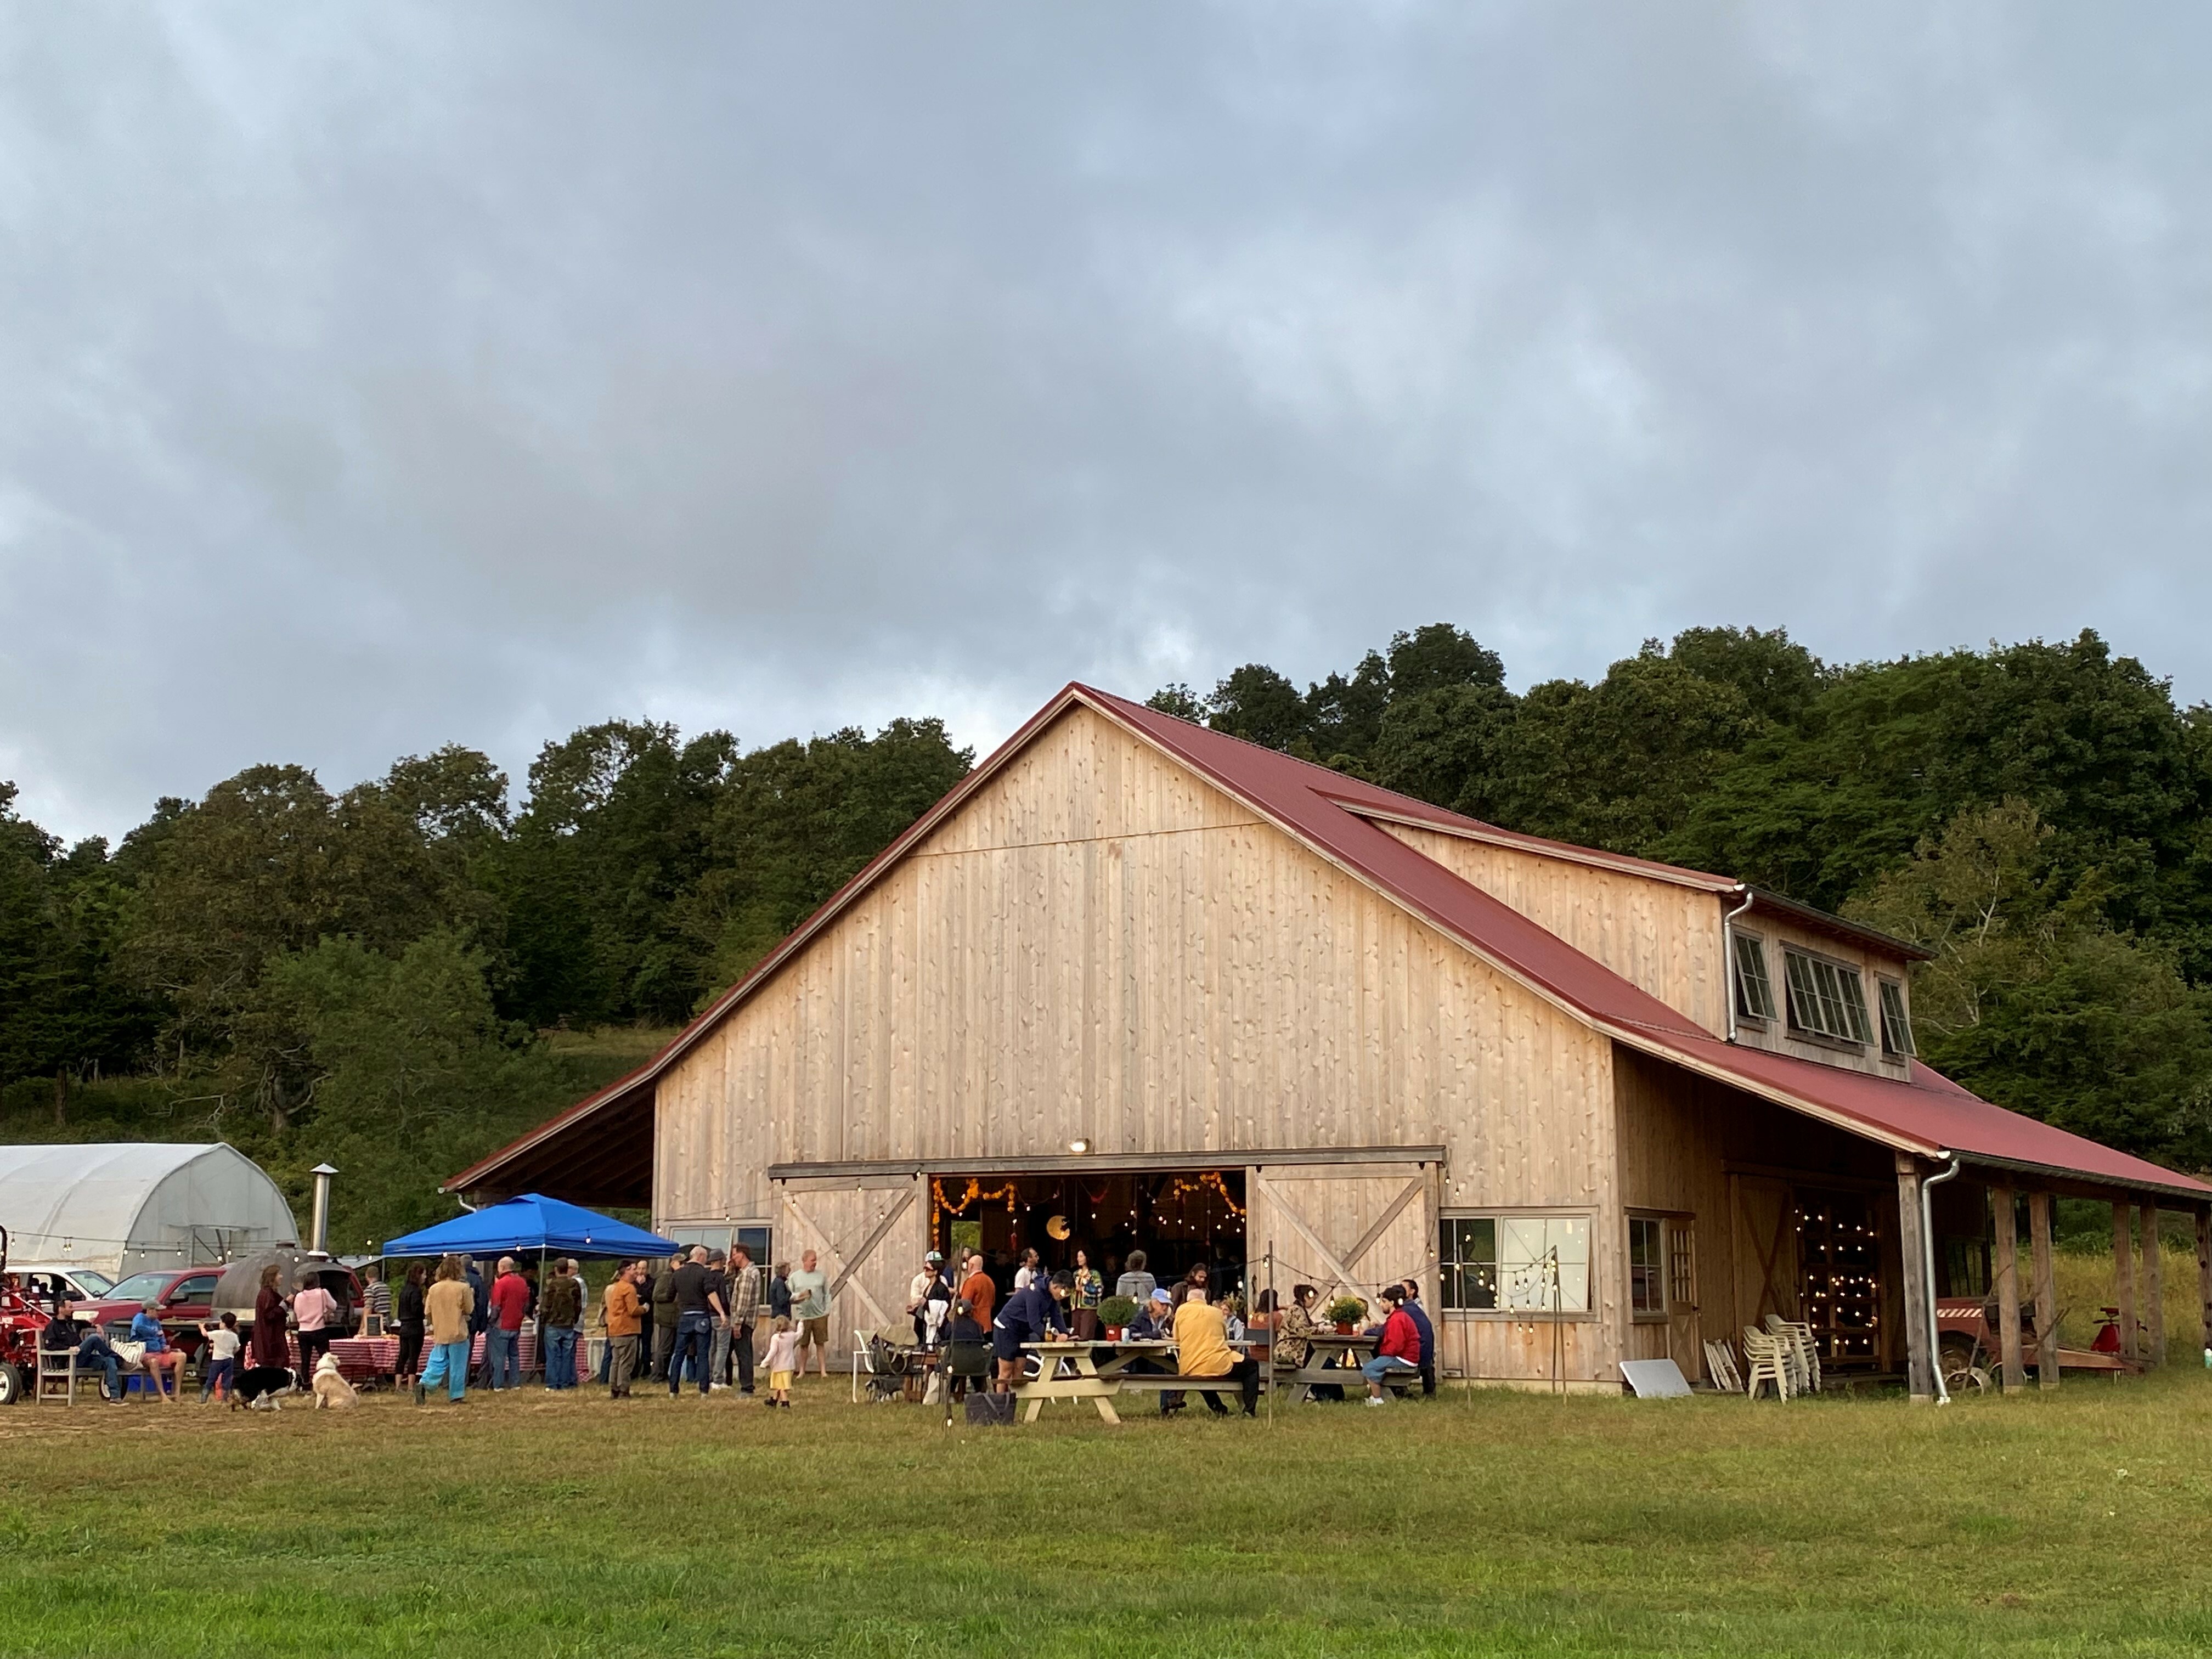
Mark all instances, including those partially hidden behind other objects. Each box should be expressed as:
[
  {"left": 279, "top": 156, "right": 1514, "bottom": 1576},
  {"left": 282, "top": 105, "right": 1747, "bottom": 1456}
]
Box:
[{"left": 450, "top": 683, "right": 2210, "bottom": 1202}]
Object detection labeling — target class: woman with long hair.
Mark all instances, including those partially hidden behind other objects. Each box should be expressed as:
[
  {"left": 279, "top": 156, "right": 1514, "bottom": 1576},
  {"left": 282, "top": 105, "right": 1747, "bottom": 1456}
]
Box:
[
  {"left": 250, "top": 1262, "right": 290, "bottom": 1373},
  {"left": 1069, "top": 1249, "right": 1104, "bottom": 1340},
  {"left": 395, "top": 1262, "right": 429, "bottom": 1391}
]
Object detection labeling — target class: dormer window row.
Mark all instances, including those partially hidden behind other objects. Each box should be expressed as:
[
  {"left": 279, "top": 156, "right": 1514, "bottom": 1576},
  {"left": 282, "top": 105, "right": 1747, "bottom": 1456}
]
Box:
[{"left": 1731, "top": 932, "right": 1914, "bottom": 1060}]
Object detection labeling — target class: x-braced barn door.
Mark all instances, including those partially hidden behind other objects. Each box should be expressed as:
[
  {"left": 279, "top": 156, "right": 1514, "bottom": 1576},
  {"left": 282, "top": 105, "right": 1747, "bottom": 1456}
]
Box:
[
  {"left": 1730, "top": 1175, "right": 1799, "bottom": 1334},
  {"left": 774, "top": 1175, "right": 926, "bottom": 1348},
  {"left": 1245, "top": 1163, "right": 1438, "bottom": 1310}
]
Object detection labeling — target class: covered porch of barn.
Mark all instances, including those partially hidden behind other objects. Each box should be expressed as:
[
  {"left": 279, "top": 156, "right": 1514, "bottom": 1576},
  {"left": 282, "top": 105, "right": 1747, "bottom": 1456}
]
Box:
[{"left": 1617, "top": 1045, "right": 2212, "bottom": 1398}]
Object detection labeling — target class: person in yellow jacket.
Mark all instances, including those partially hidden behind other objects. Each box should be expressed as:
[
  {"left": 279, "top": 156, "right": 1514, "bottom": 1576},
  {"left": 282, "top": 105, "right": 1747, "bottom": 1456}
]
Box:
[
  {"left": 603, "top": 1262, "right": 646, "bottom": 1398},
  {"left": 1173, "top": 1288, "right": 1259, "bottom": 1417},
  {"left": 416, "top": 1256, "right": 476, "bottom": 1405}
]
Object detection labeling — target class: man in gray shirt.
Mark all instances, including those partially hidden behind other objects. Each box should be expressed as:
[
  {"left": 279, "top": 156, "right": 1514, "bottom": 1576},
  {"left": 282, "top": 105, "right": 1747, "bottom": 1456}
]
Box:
[{"left": 788, "top": 1249, "right": 831, "bottom": 1379}]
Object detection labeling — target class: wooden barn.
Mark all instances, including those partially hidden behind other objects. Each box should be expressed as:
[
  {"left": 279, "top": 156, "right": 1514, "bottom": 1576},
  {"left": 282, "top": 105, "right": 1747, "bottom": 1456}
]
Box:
[{"left": 453, "top": 684, "right": 2212, "bottom": 1395}]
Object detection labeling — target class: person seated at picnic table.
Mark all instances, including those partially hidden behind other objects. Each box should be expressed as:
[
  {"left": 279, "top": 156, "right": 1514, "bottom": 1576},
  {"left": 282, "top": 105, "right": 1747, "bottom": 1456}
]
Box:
[
  {"left": 990, "top": 1268, "right": 1070, "bottom": 1392},
  {"left": 1127, "top": 1286, "right": 1175, "bottom": 1341},
  {"left": 128, "top": 1306, "right": 188, "bottom": 1404},
  {"left": 1172, "top": 1287, "right": 1258, "bottom": 1417},
  {"left": 1274, "top": 1285, "right": 1320, "bottom": 1373},
  {"left": 1361, "top": 1286, "right": 1422, "bottom": 1407}
]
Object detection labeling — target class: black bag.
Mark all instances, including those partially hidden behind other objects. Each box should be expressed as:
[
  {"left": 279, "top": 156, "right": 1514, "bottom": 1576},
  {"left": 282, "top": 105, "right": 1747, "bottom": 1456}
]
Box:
[{"left": 964, "top": 1390, "right": 1015, "bottom": 1426}]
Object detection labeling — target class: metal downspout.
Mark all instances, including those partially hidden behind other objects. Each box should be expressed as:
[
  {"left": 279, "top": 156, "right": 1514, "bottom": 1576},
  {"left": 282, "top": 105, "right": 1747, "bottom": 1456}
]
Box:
[
  {"left": 1722, "top": 887, "right": 1755, "bottom": 1043},
  {"left": 1922, "top": 1155, "right": 1963, "bottom": 1405}
]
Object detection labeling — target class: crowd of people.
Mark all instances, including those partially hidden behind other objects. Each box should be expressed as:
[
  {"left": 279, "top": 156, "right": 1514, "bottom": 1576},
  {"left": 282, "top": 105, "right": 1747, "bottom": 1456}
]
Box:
[{"left": 25, "top": 1239, "right": 1443, "bottom": 1417}]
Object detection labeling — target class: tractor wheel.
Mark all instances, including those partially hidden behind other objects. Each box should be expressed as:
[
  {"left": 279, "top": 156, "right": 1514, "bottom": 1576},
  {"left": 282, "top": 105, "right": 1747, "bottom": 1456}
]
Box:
[
  {"left": 0, "top": 1362, "right": 21, "bottom": 1406},
  {"left": 1938, "top": 1337, "right": 1987, "bottom": 1395}
]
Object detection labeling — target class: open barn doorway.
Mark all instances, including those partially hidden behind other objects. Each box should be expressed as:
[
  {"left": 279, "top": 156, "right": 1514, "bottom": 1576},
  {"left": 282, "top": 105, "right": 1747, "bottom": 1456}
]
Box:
[{"left": 928, "top": 1169, "right": 1247, "bottom": 1302}]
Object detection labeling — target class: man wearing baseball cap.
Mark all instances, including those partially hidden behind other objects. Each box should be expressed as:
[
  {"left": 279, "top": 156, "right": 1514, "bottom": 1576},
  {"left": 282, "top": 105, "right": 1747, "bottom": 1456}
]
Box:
[{"left": 908, "top": 1250, "right": 954, "bottom": 1346}]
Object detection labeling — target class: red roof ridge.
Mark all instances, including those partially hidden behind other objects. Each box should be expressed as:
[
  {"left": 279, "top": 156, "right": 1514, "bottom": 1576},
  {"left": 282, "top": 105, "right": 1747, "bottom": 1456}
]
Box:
[{"left": 450, "top": 679, "right": 2210, "bottom": 1202}]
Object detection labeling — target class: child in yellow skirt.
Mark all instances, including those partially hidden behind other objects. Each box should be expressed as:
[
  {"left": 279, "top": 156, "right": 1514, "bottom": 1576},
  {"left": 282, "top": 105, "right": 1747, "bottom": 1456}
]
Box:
[{"left": 763, "top": 1316, "right": 799, "bottom": 1408}]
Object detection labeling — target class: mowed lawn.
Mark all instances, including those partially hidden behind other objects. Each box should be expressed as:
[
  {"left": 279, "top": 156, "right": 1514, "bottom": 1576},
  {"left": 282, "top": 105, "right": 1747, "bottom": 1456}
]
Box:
[{"left": 3, "top": 1369, "right": 2210, "bottom": 1658}]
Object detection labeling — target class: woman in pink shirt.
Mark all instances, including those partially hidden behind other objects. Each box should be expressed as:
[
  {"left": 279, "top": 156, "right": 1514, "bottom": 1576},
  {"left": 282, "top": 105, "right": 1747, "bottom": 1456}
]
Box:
[{"left": 292, "top": 1277, "right": 338, "bottom": 1376}]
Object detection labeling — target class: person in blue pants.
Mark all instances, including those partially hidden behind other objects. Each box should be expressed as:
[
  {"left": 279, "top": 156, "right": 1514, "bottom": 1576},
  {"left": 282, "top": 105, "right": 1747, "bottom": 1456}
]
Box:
[
  {"left": 415, "top": 1257, "right": 475, "bottom": 1403},
  {"left": 667, "top": 1247, "right": 726, "bottom": 1397}
]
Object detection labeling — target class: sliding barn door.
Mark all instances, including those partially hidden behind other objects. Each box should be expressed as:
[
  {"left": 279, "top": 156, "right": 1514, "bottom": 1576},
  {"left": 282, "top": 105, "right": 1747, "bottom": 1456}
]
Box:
[
  {"left": 1245, "top": 1161, "right": 1438, "bottom": 1310},
  {"left": 773, "top": 1175, "right": 927, "bottom": 1349},
  {"left": 1729, "top": 1175, "right": 1799, "bottom": 1335}
]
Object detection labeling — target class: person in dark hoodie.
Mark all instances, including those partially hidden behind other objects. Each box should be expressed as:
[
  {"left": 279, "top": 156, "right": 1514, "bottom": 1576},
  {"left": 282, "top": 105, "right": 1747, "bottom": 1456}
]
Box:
[
  {"left": 1400, "top": 1278, "right": 1437, "bottom": 1396},
  {"left": 991, "top": 1268, "right": 1071, "bottom": 1391},
  {"left": 464, "top": 1259, "right": 489, "bottom": 1386}
]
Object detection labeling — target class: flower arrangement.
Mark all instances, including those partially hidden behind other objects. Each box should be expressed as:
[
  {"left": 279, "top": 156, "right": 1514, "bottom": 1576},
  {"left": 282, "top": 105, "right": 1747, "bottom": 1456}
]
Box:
[
  {"left": 1324, "top": 1294, "right": 1368, "bottom": 1331},
  {"left": 1098, "top": 1295, "right": 1138, "bottom": 1335}
]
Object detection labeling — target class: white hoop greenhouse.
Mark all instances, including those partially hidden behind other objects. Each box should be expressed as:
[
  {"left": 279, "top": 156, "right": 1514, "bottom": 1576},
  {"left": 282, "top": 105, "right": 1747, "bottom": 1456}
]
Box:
[{"left": 0, "top": 1143, "right": 300, "bottom": 1279}]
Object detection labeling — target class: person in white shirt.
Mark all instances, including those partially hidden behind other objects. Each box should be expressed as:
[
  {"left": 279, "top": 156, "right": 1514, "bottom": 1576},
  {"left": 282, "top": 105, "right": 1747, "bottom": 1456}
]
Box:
[
  {"left": 198, "top": 1313, "right": 243, "bottom": 1403},
  {"left": 1012, "top": 1249, "right": 1041, "bottom": 1294}
]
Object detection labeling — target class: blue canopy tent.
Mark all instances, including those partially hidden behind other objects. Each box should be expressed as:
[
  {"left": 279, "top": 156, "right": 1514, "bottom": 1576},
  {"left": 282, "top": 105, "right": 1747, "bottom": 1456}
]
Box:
[{"left": 383, "top": 1194, "right": 678, "bottom": 1260}]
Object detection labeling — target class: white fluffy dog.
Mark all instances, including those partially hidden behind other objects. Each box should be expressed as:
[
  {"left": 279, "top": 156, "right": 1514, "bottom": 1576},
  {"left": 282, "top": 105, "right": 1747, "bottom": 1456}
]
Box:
[{"left": 311, "top": 1352, "right": 360, "bottom": 1410}]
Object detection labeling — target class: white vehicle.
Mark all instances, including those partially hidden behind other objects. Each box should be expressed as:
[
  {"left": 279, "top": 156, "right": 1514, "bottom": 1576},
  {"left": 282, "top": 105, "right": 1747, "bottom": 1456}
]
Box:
[{"left": 7, "top": 1263, "right": 116, "bottom": 1308}]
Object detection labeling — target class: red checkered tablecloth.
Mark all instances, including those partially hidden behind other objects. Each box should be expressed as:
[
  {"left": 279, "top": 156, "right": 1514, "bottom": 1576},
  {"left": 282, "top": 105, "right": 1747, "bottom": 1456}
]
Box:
[{"left": 285, "top": 1328, "right": 588, "bottom": 1386}]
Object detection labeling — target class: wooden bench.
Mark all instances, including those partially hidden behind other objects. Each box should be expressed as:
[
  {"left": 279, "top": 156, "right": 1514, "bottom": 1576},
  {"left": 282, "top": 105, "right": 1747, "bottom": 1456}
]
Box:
[{"left": 1113, "top": 1374, "right": 1267, "bottom": 1398}]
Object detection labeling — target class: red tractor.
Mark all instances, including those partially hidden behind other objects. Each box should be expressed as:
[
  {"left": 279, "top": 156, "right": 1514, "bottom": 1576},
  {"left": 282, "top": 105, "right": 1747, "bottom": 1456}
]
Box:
[{"left": 0, "top": 1226, "right": 56, "bottom": 1405}]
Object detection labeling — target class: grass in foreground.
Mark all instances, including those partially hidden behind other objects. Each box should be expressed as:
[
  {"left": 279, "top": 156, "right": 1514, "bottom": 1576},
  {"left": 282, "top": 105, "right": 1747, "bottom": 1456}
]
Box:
[{"left": 2, "top": 1368, "right": 2210, "bottom": 1657}]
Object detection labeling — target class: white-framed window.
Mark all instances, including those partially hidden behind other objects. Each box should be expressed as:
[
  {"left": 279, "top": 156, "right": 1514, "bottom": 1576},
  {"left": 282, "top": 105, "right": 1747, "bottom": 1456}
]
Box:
[
  {"left": 1667, "top": 1220, "right": 1696, "bottom": 1308},
  {"left": 1877, "top": 979, "right": 1915, "bottom": 1058},
  {"left": 1438, "top": 1215, "right": 1590, "bottom": 1313},
  {"left": 1731, "top": 931, "right": 1777, "bottom": 1023},
  {"left": 1628, "top": 1217, "right": 1664, "bottom": 1318},
  {"left": 1782, "top": 947, "right": 1874, "bottom": 1045}
]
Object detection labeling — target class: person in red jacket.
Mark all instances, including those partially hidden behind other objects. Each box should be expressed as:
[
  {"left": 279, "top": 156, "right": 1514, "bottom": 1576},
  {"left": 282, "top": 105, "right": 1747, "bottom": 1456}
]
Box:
[
  {"left": 486, "top": 1257, "right": 532, "bottom": 1391},
  {"left": 1361, "top": 1285, "right": 1422, "bottom": 1406}
]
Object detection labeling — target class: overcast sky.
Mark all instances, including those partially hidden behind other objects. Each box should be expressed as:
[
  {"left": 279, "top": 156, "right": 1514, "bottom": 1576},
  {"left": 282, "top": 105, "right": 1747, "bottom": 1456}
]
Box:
[{"left": 4, "top": 4, "right": 2209, "bottom": 843}]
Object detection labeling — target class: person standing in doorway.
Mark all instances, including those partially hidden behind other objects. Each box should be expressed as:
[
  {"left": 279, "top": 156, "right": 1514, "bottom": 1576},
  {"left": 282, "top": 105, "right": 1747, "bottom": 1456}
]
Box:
[
  {"left": 1114, "top": 1250, "right": 1155, "bottom": 1306},
  {"left": 539, "top": 1259, "right": 582, "bottom": 1390},
  {"left": 417, "top": 1257, "right": 475, "bottom": 1404},
  {"left": 787, "top": 1250, "right": 831, "bottom": 1380},
  {"left": 726, "top": 1244, "right": 764, "bottom": 1396},
  {"left": 1070, "top": 1250, "right": 1104, "bottom": 1340},
  {"left": 1012, "top": 1249, "right": 1041, "bottom": 1294},
  {"left": 668, "top": 1246, "right": 725, "bottom": 1397},
  {"left": 603, "top": 1261, "right": 644, "bottom": 1398},
  {"left": 484, "top": 1258, "right": 529, "bottom": 1391},
  {"left": 650, "top": 1254, "right": 681, "bottom": 1383},
  {"left": 394, "top": 1262, "right": 428, "bottom": 1395},
  {"left": 959, "top": 1252, "right": 996, "bottom": 1334}
]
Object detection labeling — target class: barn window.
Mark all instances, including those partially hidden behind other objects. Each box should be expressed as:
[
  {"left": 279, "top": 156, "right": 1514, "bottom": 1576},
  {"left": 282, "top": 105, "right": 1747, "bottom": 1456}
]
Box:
[
  {"left": 1877, "top": 979, "right": 1915, "bottom": 1058},
  {"left": 1782, "top": 948, "right": 1874, "bottom": 1045},
  {"left": 1440, "top": 1215, "right": 1589, "bottom": 1314},
  {"left": 1667, "top": 1220, "right": 1696, "bottom": 1307},
  {"left": 1628, "top": 1218, "right": 1664, "bottom": 1318},
  {"left": 1731, "top": 932, "right": 1776, "bottom": 1023}
]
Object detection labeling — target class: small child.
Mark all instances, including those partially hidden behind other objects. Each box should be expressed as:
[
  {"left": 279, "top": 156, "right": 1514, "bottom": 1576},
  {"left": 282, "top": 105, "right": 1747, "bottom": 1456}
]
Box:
[
  {"left": 763, "top": 1315, "right": 799, "bottom": 1408},
  {"left": 199, "top": 1312, "right": 241, "bottom": 1404}
]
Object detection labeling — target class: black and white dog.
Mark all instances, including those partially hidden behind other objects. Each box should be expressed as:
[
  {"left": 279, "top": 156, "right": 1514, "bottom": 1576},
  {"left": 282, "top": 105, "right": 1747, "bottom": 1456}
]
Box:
[{"left": 229, "top": 1365, "right": 298, "bottom": 1410}]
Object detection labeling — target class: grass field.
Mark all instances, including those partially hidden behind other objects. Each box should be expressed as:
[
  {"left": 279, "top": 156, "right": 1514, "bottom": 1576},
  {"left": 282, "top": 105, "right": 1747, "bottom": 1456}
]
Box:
[{"left": 3, "top": 1364, "right": 2210, "bottom": 1658}]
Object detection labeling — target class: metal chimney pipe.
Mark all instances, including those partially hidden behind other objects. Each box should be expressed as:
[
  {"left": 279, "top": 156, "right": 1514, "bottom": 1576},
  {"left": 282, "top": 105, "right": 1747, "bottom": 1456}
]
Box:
[{"left": 308, "top": 1164, "right": 338, "bottom": 1257}]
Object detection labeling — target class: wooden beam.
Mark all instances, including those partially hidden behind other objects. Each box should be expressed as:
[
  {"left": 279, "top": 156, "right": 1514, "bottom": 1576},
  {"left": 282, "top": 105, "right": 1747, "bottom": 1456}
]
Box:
[
  {"left": 2141, "top": 1200, "right": 2164, "bottom": 1368},
  {"left": 1340, "top": 1177, "right": 1426, "bottom": 1275},
  {"left": 2198, "top": 1207, "right": 2212, "bottom": 1359},
  {"left": 1895, "top": 1154, "right": 1934, "bottom": 1403},
  {"left": 2113, "top": 1202, "right": 2137, "bottom": 1363},
  {"left": 1992, "top": 1183, "right": 2024, "bottom": 1392},
  {"left": 2029, "top": 1191, "right": 2059, "bottom": 1391}
]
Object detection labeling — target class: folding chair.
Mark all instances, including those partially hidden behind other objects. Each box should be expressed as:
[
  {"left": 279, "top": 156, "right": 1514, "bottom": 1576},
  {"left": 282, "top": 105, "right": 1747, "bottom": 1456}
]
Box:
[{"left": 1702, "top": 1338, "right": 1742, "bottom": 1393}]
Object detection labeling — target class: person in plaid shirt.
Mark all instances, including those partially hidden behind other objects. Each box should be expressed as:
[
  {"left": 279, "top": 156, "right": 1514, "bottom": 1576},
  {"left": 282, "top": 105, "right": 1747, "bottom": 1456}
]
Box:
[{"left": 724, "top": 1244, "right": 766, "bottom": 1396}]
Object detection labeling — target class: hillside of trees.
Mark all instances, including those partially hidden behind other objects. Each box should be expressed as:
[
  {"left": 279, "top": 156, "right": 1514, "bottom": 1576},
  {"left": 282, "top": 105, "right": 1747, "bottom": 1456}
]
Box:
[{"left": 4, "top": 623, "right": 2209, "bottom": 1245}]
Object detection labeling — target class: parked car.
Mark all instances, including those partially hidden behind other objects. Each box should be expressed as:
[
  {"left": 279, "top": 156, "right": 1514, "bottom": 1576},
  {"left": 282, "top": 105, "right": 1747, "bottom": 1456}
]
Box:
[
  {"left": 7, "top": 1263, "right": 116, "bottom": 1309},
  {"left": 69, "top": 1267, "right": 231, "bottom": 1360}
]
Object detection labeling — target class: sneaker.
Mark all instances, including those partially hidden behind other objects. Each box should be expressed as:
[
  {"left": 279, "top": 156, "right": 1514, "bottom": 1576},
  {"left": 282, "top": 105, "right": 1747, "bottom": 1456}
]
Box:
[
  {"left": 1365, "top": 1396, "right": 1387, "bottom": 1407},
  {"left": 710, "top": 1383, "right": 730, "bottom": 1392}
]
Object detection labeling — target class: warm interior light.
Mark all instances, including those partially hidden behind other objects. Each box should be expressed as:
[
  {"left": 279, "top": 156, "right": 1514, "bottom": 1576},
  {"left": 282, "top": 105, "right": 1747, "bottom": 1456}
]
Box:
[{"left": 1068, "top": 1138, "right": 1090, "bottom": 1154}]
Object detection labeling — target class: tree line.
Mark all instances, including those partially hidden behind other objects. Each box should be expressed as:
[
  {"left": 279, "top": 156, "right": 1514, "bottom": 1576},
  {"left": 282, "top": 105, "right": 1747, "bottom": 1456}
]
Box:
[
  {"left": 3, "top": 622, "right": 2208, "bottom": 1243},
  {"left": 1154, "top": 623, "right": 2212, "bottom": 1173}
]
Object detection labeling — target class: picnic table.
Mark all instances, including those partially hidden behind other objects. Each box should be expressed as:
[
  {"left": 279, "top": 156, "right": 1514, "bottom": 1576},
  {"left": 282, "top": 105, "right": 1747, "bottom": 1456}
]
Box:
[
  {"left": 1014, "top": 1339, "right": 1184, "bottom": 1424},
  {"left": 1277, "top": 1330, "right": 1377, "bottom": 1402}
]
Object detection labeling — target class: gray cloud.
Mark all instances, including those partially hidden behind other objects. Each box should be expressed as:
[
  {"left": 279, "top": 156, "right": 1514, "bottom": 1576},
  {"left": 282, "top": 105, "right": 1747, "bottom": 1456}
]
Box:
[{"left": 4, "top": 2, "right": 2209, "bottom": 839}]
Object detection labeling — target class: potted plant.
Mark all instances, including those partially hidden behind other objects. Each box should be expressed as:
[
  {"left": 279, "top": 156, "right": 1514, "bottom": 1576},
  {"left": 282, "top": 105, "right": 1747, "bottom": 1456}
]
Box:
[
  {"left": 1098, "top": 1295, "right": 1138, "bottom": 1340},
  {"left": 1324, "top": 1294, "right": 1368, "bottom": 1335}
]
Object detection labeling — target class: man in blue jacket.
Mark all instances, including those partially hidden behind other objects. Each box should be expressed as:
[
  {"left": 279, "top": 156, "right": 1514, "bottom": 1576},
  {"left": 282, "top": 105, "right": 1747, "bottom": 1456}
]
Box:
[
  {"left": 991, "top": 1269, "right": 1071, "bottom": 1391},
  {"left": 1400, "top": 1278, "right": 1437, "bottom": 1396}
]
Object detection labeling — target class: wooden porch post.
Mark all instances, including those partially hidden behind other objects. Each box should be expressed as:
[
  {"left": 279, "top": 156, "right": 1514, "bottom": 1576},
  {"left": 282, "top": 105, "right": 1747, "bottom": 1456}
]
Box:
[
  {"left": 2140, "top": 1200, "right": 2164, "bottom": 1368},
  {"left": 1992, "top": 1182, "right": 2024, "bottom": 1392},
  {"left": 2029, "top": 1191, "right": 2059, "bottom": 1391},
  {"left": 2113, "top": 1201, "right": 2137, "bottom": 1362},
  {"left": 1895, "top": 1154, "right": 1934, "bottom": 1402},
  {"left": 2197, "top": 1207, "right": 2212, "bottom": 1362}
]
